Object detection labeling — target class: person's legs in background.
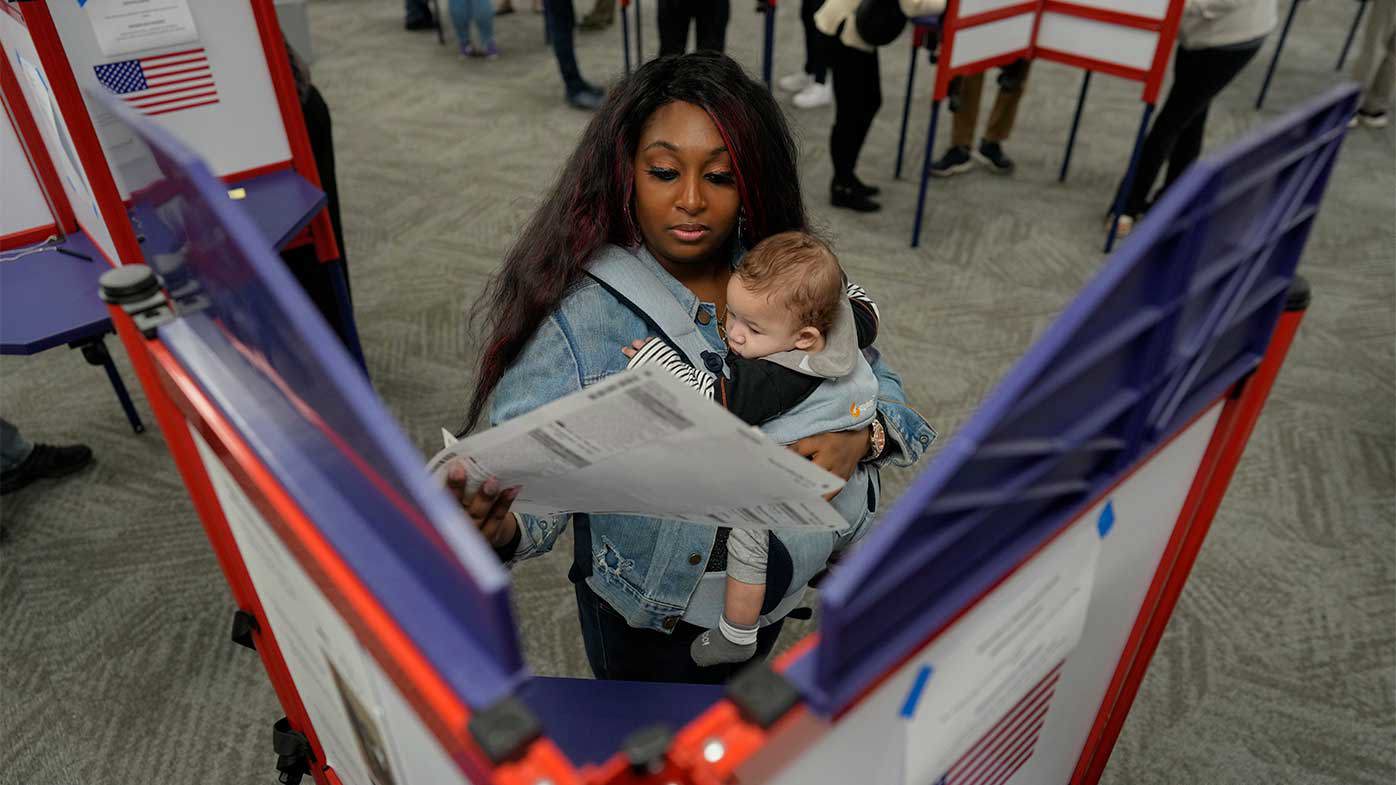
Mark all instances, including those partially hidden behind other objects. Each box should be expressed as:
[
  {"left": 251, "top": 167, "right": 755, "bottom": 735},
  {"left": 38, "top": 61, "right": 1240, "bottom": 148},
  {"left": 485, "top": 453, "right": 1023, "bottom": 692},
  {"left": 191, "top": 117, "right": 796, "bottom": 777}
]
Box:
[
  {"left": 1114, "top": 43, "right": 1261, "bottom": 234},
  {"left": 404, "top": 0, "right": 435, "bottom": 30},
  {"left": 791, "top": 0, "right": 834, "bottom": 109},
  {"left": 829, "top": 40, "right": 883, "bottom": 211},
  {"left": 657, "top": 0, "right": 694, "bottom": 57},
  {"left": 1351, "top": 0, "right": 1395, "bottom": 126},
  {"left": 693, "top": 0, "right": 730, "bottom": 53},
  {"left": 975, "top": 59, "right": 1030, "bottom": 174},
  {"left": 930, "top": 71, "right": 984, "bottom": 176},
  {"left": 780, "top": 0, "right": 829, "bottom": 93},
  {"left": 544, "top": 0, "right": 605, "bottom": 109},
  {"left": 1, "top": 418, "right": 93, "bottom": 496},
  {"left": 473, "top": 0, "right": 498, "bottom": 57},
  {"left": 449, "top": 0, "right": 478, "bottom": 54}
]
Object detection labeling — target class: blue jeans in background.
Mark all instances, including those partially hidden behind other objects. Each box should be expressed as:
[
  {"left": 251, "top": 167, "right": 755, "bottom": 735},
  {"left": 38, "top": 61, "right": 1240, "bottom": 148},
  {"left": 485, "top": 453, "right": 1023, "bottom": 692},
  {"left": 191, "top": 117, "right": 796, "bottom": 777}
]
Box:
[{"left": 450, "top": 0, "right": 496, "bottom": 47}]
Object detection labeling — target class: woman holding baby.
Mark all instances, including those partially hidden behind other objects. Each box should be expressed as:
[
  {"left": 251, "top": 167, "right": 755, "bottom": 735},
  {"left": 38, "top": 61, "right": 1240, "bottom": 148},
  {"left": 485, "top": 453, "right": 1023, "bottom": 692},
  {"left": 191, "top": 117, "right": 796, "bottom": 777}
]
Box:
[{"left": 449, "top": 52, "right": 934, "bottom": 684}]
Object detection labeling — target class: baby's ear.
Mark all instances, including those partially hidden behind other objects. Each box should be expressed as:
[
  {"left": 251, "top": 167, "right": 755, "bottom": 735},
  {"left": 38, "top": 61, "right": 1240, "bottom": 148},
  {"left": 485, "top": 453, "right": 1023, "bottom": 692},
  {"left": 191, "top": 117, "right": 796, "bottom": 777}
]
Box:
[{"left": 794, "top": 326, "right": 822, "bottom": 351}]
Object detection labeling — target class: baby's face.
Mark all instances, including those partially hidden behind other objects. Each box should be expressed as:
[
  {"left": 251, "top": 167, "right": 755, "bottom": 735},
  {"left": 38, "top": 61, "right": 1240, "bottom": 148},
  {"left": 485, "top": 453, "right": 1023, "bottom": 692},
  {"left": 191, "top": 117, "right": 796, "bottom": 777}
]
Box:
[{"left": 724, "top": 277, "right": 807, "bottom": 359}]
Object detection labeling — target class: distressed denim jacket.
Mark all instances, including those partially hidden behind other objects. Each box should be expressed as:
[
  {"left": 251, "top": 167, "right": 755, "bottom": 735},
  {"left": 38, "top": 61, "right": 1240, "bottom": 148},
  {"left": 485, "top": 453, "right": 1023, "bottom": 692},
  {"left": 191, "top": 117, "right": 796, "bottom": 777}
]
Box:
[{"left": 491, "top": 245, "right": 936, "bottom": 633}]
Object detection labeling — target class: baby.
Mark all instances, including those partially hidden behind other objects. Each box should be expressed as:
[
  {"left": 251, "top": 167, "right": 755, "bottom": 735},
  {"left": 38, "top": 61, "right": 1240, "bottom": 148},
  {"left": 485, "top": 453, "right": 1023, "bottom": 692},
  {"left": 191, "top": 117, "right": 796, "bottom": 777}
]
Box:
[{"left": 622, "top": 231, "right": 880, "bottom": 666}]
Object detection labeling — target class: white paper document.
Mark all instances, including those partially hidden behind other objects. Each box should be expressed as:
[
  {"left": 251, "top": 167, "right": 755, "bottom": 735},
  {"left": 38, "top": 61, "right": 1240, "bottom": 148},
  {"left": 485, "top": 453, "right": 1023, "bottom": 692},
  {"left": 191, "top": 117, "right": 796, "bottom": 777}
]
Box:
[
  {"left": 427, "top": 367, "right": 848, "bottom": 531},
  {"left": 901, "top": 519, "right": 1103, "bottom": 784},
  {"left": 85, "top": 0, "right": 200, "bottom": 58}
]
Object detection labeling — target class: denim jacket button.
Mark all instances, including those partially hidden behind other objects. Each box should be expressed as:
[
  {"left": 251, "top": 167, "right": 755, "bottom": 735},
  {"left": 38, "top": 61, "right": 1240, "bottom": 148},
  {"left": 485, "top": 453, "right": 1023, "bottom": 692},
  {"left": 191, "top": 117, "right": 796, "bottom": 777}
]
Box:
[
  {"left": 662, "top": 616, "right": 679, "bottom": 630},
  {"left": 702, "top": 352, "right": 723, "bottom": 373},
  {"left": 688, "top": 552, "right": 702, "bottom": 565},
  {"left": 920, "top": 434, "right": 930, "bottom": 445}
]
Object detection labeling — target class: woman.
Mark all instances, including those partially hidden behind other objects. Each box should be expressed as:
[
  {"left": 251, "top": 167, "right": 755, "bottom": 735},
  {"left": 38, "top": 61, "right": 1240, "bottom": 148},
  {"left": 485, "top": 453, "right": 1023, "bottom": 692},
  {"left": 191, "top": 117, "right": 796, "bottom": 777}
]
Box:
[
  {"left": 1110, "top": 0, "right": 1276, "bottom": 237},
  {"left": 451, "top": 53, "right": 934, "bottom": 683}
]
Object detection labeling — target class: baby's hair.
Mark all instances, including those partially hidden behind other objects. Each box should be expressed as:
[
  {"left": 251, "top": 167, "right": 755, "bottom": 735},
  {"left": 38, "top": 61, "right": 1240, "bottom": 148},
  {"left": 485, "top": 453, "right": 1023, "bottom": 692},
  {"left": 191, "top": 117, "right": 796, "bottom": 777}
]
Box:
[{"left": 735, "top": 231, "right": 844, "bottom": 336}]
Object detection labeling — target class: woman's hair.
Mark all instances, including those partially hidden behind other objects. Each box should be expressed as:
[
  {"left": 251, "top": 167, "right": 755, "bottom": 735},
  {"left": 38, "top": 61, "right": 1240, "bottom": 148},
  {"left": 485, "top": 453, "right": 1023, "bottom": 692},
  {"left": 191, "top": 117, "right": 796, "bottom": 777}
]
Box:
[{"left": 463, "top": 52, "right": 807, "bottom": 432}]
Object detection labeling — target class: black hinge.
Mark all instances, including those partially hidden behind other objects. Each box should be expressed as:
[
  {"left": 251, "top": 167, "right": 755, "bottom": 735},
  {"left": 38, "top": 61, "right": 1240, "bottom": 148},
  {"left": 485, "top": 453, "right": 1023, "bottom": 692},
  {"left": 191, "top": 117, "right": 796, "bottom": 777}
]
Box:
[
  {"left": 230, "top": 609, "right": 259, "bottom": 651},
  {"left": 272, "top": 717, "right": 314, "bottom": 785}
]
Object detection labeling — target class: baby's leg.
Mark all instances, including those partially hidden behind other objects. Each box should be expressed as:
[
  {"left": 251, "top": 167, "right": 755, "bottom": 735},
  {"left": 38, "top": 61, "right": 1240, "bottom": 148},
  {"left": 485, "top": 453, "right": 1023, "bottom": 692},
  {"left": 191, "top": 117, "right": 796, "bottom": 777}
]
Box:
[{"left": 692, "top": 529, "right": 768, "bottom": 667}]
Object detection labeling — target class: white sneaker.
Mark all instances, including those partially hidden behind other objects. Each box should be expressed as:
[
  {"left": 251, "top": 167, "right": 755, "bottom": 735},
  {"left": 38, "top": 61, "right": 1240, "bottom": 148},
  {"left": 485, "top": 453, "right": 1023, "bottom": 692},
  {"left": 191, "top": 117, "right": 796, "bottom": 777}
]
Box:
[
  {"left": 1358, "top": 109, "right": 1389, "bottom": 128},
  {"left": 778, "top": 71, "right": 813, "bottom": 92},
  {"left": 793, "top": 81, "right": 833, "bottom": 109}
]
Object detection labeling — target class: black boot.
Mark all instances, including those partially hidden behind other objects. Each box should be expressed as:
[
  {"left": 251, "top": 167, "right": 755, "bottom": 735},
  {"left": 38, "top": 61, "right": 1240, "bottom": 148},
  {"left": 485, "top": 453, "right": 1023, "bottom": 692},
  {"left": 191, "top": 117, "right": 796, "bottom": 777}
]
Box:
[
  {"left": 849, "top": 175, "right": 880, "bottom": 197},
  {"left": 1, "top": 443, "right": 94, "bottom": 495},
  {"left": 831, "top": 179, "right": 881, "bottom": 212}
]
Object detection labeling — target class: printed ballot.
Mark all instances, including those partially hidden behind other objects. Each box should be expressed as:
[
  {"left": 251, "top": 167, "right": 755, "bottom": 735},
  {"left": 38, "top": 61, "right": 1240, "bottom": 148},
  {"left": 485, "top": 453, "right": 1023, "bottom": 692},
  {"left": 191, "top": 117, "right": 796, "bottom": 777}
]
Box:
[
  {"left": 428, "top": 367, "right": 849, "bottom": 531},
  {"left": 84, "top": 0, "right": 200, "bottom": 59}
]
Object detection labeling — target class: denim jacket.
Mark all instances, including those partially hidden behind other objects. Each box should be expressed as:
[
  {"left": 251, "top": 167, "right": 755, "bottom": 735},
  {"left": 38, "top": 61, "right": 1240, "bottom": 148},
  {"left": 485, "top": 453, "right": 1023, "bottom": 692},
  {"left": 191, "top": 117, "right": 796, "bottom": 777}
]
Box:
[{"left": 491, "top": 244, "right": 936, "bottom": 633}]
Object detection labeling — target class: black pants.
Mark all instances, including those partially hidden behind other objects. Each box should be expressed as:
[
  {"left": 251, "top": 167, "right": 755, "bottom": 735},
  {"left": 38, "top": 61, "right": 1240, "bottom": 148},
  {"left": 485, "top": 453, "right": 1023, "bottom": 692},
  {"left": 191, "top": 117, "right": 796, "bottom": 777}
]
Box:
[
  {"left": 802, "top": 0, "right": 831, "bottom": 83},
  {"left": 830, "top": 40, "right": 881, "bottom": 182},
  {"left": 657, "top": 0, "right": 731, "bottom": 56},
  {"left": 574, "top": 581, "right": 784, "bottom": 683},
  {"left": 1120, "top": 42, "right": 1262, "bottom": 215},
  {"left": 544, "top": 0, "right": 588, "bottom": 94}
]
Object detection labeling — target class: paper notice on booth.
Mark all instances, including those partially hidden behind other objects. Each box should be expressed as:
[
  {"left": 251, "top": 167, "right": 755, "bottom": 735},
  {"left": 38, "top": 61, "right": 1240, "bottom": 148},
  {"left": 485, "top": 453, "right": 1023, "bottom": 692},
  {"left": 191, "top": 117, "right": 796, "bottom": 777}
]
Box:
[
  {"left": 899, "top": 520, "right": 1102, "bottom": 785},
  {"left": 427, "top": 367, "right": 848, "bottom": 531},
  {"left": 84, "top": 0, "right": 200, "bottom": 58}
]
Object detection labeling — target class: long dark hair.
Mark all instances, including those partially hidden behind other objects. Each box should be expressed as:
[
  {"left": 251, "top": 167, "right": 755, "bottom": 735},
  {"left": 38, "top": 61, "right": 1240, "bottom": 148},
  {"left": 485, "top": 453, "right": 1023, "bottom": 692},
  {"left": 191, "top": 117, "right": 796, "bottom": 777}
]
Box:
[{"left": 463, "top": 52, "right": 807, "bottom": 432}]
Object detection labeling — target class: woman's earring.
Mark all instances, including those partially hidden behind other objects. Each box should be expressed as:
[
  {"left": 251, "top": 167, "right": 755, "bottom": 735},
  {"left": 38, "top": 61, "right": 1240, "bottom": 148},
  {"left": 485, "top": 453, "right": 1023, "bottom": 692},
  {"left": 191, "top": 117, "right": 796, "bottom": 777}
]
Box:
[{"left": 737, "top": 209, "right": 749, "bottom": 248}]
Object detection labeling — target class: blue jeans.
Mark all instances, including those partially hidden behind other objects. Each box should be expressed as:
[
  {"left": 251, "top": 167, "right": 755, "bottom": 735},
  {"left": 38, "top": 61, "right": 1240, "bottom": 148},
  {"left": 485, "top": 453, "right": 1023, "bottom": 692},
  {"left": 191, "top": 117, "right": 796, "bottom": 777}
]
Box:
[
  {"left": 544, "top": 0, "right": 586, "bottom": 94},
  {"left": 1, "top": 418, "right": 33, "bottom": 472},
  {"left": 450, "top": 0, "right": 495, "bottom": 46},
  {"left": 404, "top": 0, "right": 433, "bottom": 24}
]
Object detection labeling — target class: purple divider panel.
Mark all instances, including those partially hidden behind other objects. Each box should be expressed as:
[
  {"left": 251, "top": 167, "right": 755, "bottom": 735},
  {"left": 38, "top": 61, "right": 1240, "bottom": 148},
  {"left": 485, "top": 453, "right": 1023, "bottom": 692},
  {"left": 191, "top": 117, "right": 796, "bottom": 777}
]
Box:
[
  {"left": 785, "top": 84, "right": 1360, "bottom": 715},
  {"left": 88, "top": 91, "right": 525, "bottom": 706}
]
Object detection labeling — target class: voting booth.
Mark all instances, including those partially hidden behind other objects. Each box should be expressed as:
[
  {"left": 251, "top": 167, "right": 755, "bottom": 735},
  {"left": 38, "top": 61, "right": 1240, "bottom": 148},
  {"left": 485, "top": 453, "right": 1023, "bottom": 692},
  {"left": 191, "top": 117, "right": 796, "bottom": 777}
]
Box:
[
  {"left": 0, "top": 0, "right": 359, "bottom": 376},
  {"left": 98, "top": 64, "right": 1355, "bottom": 785},
  {"left": 894, "top": 0, "right": 1187, "bottom": 250}
]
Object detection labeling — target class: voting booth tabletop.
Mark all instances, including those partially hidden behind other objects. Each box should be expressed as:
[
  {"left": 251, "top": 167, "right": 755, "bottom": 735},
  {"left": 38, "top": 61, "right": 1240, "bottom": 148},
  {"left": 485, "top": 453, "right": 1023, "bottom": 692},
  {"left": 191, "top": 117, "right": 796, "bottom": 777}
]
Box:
[{"left": 79, "top": 28, "right": 1362, "bottom": 781}]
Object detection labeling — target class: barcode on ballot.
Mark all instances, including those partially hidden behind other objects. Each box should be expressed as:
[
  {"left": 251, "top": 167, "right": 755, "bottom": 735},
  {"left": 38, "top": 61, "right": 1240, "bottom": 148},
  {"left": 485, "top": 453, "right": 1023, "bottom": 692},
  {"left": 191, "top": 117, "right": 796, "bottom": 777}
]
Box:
[
  {"left": 626, "top": 387, "right": 694, "bottom": 430},
  {"left": 527, "top": 428, "right": 590, "bottom": 468}
]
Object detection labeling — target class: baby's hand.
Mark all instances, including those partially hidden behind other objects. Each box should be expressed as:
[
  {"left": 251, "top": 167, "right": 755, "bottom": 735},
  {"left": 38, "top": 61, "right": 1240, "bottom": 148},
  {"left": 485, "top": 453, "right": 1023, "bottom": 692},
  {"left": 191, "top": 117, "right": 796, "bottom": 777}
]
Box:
[{"left": 621, "top": 338, "right": 651, "bottom": 359}]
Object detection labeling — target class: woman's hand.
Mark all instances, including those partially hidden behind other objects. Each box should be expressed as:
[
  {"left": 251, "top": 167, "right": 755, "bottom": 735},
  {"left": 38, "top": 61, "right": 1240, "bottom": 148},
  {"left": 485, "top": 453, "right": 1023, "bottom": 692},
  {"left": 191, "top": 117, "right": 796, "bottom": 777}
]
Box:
[
  {"left": 790, "top": 428, "right": 872, "bottom": 498},
  {"left": 444, "top": 461, "right": 520, "bottom": 548}
]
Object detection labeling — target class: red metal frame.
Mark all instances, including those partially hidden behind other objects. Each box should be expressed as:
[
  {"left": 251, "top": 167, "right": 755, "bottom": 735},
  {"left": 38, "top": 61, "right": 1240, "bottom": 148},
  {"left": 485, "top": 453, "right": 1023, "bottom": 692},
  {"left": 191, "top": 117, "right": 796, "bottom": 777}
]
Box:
[
  {"left": 931, "top": 0, "right": 1183, "bottom": 101},
  {"left": 248, "top": 0, "right": 341, "bottom": 264},
  {"left": 143, "top": 334, "right": 509, "bottom": 785},
  {"left": 17, "top": 2, "right": 145, "bottom": 266},
  {"left": 663, "top": 390, "right": 1240, "bottom": 785},
  {"left": 1069, "top": 305, "right": 1308, "bottom": 785},
  {"left": 1, "top": 45, "right": 74, "bottom": 249}
]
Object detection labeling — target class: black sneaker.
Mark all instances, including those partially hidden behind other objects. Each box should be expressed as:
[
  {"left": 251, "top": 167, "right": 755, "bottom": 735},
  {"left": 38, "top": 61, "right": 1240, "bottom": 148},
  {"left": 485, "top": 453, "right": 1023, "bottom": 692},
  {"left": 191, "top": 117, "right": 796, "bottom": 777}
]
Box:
[
  {"left": 404, "top": 15, "right": 436, "bottom": 30},
  {"left": 1, "top": 443, "right": 94, "bottom": 495},
  {"left": 930, "top": 145, "right": 974, "bottom": 178},
  {"left": 975, "top": 140, "right": 1015, "bottom": 174},
  {"left": 831, "top": 181, "right": 881, "bottom": 212}
]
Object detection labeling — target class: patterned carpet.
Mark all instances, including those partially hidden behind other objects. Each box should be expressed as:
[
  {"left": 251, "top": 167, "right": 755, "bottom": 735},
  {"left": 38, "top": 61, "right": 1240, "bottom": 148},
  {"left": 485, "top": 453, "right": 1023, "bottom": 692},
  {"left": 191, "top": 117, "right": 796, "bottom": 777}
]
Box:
[{"left": 1, "top": 1, "right": 1392, "bottom": 783}]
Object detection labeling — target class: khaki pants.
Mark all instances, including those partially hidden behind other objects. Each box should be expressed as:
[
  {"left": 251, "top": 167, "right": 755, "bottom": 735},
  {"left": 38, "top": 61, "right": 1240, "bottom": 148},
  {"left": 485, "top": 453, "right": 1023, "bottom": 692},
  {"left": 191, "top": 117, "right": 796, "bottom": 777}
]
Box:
[
  {"left": 1353, "top": 0, "right": 1396, "bottom": 113},
  {"left": 951, "top": 61, "right": 1031, "bottom": 148}
]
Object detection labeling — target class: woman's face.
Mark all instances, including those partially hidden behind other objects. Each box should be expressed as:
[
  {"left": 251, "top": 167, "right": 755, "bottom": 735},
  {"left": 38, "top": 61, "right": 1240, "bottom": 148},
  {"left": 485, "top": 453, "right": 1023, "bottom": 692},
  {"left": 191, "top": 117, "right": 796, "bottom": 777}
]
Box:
[{"left": 632, "top": 101, "right": 741, "bottom": 271}]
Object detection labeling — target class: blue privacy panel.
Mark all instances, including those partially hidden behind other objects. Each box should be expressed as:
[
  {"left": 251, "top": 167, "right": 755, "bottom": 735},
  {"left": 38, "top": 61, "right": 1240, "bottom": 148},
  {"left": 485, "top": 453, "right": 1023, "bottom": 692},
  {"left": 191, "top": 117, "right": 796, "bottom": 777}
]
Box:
[
  {"left": 787, "top": 85, "right": 1360, "bottom": 715},
  {"left": 91, "top": 92, "right": 525, "bottom": 706}
]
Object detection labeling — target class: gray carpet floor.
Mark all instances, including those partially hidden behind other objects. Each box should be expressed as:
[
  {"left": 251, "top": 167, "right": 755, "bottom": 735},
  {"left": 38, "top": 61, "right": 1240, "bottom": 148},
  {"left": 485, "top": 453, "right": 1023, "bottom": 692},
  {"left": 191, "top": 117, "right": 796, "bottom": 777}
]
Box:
[{"left": 2, "top": 1, "right": 1393, "bottom": 783}]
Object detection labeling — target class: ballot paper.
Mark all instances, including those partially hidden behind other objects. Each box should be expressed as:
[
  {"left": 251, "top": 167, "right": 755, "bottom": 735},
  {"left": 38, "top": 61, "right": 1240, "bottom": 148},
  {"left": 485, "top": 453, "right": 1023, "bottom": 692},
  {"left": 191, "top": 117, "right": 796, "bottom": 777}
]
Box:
[
  {"left": 428, "top": 367, "right": 848, "bottom": 531},
  {"left": 84, "top": 0, "right": 200, "bottom": 59}
]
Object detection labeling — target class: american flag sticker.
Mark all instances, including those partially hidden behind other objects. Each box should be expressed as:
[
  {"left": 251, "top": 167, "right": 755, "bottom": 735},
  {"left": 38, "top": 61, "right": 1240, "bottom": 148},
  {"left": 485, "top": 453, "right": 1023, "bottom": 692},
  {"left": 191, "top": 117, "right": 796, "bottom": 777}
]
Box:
[
  {"left": 935, "top": 661, "right": 1063, "bottom": 785},
  {"left": 93, "top": 47, "right": 218, "bottom": 117}
]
